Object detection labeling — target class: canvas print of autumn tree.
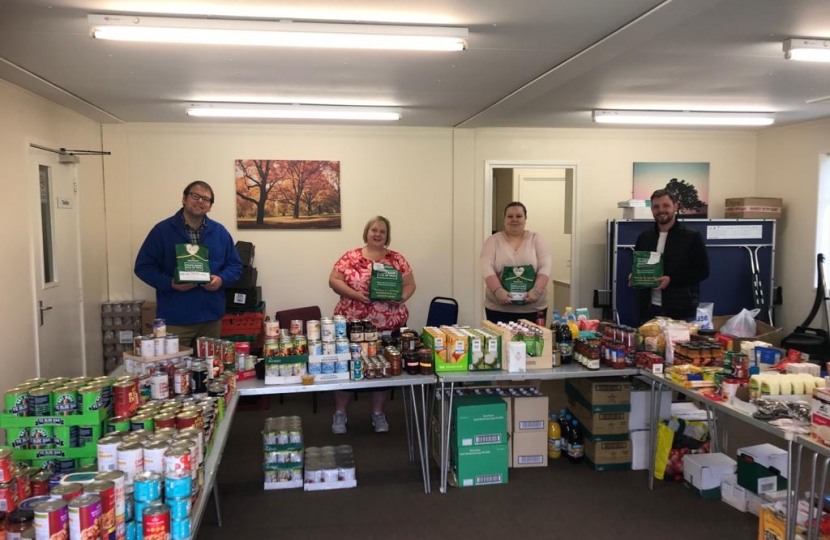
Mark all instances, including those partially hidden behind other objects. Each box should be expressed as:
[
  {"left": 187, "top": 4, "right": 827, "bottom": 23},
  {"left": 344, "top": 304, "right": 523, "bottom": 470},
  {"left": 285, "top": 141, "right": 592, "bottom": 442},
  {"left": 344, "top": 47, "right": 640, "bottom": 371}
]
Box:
[{"left": 235, "top": 159, "right": 341, "bottom": 229}]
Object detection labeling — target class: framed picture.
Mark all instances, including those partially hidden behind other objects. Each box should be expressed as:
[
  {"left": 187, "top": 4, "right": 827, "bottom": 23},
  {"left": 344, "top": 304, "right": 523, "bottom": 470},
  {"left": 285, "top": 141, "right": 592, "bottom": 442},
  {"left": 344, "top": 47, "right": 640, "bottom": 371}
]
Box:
[
  {"left": 235, "top": 159, "right": 341, "bottom": 229},
  {"left": 633, "top": 162, "right": 710, "bottom": 218}
]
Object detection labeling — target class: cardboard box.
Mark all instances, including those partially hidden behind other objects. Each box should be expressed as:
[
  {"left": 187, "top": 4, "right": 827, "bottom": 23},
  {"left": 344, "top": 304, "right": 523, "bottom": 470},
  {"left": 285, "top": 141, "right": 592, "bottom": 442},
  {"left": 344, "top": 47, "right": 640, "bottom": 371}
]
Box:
[
  {"left": 712, "top": 315, "right": 783, "bottom": 348},
  {"left": 720, "top": 473, "right": 748, "bottom": 512},
  {"left": 736, "top": 443, "right": 788, "bottom": 494},
  {"left": 683, "top": 452, "right": 737, "bottom": 499},
  {"left": 423, "top": 327, "right": 468, "bottom": 373},
  {"left": 512, "top": 431, "right": 548, "bottom": 468},
  {"left": 629, "top": 384, "right": 672, "bottom": 431},
  {"left": 452, "top": 395, "right": 507, "bottom": 447},
  {"left": 630, "top": 429, "right": 649, "bottom": 471},
  {"left": 565, "top": 378, "right": 631, "bottom": 407},
  {"left": 623, "top": 207, "right": 653, "bottom": 220},
  {"left": 141, "top": 301, "right": 157, "bottom": 336},
  {"left": 513, "top": 395, "right": 548, "bottom": 432},
  {"left": 813, "top": 387, "right": 830, "bottom": 447},
  {"left": 452, "top": 443, "right": 509, "bottom": 487},
  {"left": 566, "top": 396, "right": 629, "bottom": 435},
  {"left": 724, "top": 197, "right": 782, "bottom": 219}
]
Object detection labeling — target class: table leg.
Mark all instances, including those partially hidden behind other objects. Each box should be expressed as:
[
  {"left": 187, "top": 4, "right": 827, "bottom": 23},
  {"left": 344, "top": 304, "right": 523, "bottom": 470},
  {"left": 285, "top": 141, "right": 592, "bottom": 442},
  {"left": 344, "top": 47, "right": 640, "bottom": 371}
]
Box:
[
  {"left": 212, "top": 478, "right": 222, "bottom": 527},
  {"left": 805, "top": 451, "right": 819, "bottom": 540},
  {"left": 648, "top": 379, "right": 660, "bottom": 490},
  {"left": 402, "top": 386, "right": 415, "bottom": 462},
  {"left": 419, "top": 383, "right": 431, "bottom": 493},
  {"left": 788, "top": 442, "right": 804, "bottom": 540},
  {"left": 811, "top": 456, "right": 830, "bottom": 540},
  {"left": 408, "top": 384, "right": 428, "bottom": 493}
]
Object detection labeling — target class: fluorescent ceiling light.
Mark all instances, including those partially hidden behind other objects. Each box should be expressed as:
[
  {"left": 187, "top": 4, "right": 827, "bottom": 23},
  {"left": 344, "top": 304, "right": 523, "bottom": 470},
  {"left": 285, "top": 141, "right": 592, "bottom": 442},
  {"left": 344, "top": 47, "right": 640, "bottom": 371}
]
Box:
[
  {"left": 592, "top": 110, "right": 775, "bottom": 127},
  {"left": 784, "top": 38, "right": 830, "bottom": 62},
  {"left": 89, "top": 14, "right": 467, "bottom": 51},
  {"left": 187, "top": 103, "right": 402, "bottom": 121}
]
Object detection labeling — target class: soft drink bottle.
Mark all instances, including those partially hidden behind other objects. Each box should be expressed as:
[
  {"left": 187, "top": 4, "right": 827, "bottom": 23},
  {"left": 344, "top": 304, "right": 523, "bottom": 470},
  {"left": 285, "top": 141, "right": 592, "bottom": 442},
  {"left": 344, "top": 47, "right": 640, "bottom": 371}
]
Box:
[
  {"left": 567, "top": 419, "right": 585, "bottom": 464},
  {"left": 547, "top": 413, "right": 562, "bottom": 459},
  {"left": 560, "top": 412, "right": 572, "bottom": 452},
  {"left": 558, "top": 319, "right": 573, "bottom": 364}
]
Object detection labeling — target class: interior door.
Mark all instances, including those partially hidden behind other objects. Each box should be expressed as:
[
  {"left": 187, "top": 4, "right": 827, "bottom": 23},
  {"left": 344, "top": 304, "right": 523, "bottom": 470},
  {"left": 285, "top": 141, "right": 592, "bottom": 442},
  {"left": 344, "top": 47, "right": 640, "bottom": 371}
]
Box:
[
  {"left": 515, "top": 169, "right": 573, "bottom": 318},
  {"left": 31, "top": 147, "right": 85, "bottom": 378}
]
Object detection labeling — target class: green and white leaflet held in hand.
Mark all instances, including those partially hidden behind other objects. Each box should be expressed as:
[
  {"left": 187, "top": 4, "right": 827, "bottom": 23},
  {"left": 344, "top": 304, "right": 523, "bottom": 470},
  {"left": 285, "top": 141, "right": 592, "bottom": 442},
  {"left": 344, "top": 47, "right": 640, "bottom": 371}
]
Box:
[
  {"left": 631, "top": 250, "right": 664, "bottom": 288},
  {"left": 500, "top": 264, "right": 535, "bottom": 304},
  {"left": 369, "top": 262, "right": 403, "bottom": 301},
  {"left": 175, "top": 243, "right": 211, "bottom": 283}
]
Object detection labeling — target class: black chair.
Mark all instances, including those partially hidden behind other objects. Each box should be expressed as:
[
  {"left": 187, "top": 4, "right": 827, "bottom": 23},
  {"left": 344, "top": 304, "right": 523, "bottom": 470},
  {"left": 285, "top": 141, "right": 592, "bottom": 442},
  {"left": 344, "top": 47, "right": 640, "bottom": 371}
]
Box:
[
  {"left": 426, "top": 296, "right": 459, "bottom": 327},
  {"left": 276, "top": 306, "right": 322, "bottom": 412}
]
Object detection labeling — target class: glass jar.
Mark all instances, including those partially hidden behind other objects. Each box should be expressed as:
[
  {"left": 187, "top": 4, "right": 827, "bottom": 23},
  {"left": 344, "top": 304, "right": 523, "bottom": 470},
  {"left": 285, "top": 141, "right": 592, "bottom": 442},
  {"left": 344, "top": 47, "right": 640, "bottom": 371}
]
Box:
[
  {"left": 404, "top": 353, "right": 420, "bottom": 376},
  {"left": 6, "top": 508, "right": 34, "bottom": 540},
  {"left": 418, "top": 348, "right": 434, "bottom": 376},
  {"left": 348, "top": 319, "right": 364, "bottom": 342}
]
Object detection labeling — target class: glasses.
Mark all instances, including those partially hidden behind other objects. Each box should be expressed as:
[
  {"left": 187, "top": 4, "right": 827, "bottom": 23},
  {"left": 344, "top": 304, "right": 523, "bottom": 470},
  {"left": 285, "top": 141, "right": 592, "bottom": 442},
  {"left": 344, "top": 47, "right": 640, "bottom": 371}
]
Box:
[{"left": 187, "top": 192, "right": 213, "bottom": 204}]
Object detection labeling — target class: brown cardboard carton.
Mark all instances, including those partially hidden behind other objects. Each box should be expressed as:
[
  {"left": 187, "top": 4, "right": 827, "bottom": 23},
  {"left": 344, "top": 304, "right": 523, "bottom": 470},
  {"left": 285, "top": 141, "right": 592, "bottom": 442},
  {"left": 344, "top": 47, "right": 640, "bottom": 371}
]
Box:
[
  {"left": 712, "top": 315, "right": 783, "bottom": 348},
  {"left": 512, "top": 431, "right": 548, "bottom": 468},
  {"left": 585, "top": 438, "right": 632, "bottom": 465},
  {"left": 141, "top": 301, "right": 157, "bottom": 336},
  {"left": 724, "top": 197, "right": 782, "bottom": 219},
  {"left": 513, "top": 395, "right": 548, "bottom": 432},
  {"left": 567, "top": 377, "right": 631, "bottom": 406},
  {"left": 567, "top": 395, "right": 630, "bottom": 435}
]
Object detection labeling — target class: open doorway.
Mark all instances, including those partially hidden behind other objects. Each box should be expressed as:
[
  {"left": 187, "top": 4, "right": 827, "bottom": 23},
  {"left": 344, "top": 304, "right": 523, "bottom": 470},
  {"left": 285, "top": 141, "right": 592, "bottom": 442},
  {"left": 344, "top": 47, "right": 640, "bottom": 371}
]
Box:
[{"left": 484, "top": 161, "right": 578, "bottom": 326}]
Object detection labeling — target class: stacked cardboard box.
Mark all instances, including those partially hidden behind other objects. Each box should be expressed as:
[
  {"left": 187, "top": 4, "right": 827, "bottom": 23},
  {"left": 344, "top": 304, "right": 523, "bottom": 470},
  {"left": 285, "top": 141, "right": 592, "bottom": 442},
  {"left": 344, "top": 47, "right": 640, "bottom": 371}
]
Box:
[
  {"left": 451, "top": 395, "right": 509, "bottom": 487},
  {"left": 565, "top": 377, "right": 631, "bottom": 470},
  {"left": 510, "top": 392, "right": 549, "bottom": 468}
]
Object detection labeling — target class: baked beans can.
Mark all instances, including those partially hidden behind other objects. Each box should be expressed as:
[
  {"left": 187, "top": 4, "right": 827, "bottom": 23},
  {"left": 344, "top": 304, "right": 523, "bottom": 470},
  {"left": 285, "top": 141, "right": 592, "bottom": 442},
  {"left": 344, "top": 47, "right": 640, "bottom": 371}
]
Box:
[
  {"left": 28, "top": 427, "right": 53, "bottom": 450},
  {"left": 163, "top": 448, "right": 191, "bottom": 478},
  {"left": 172, "top": 369, "right": 191, "bottom": 396},
  {"left": 97, "top": 436, "right": 122, "bottom": 473},
  {"left": 289, "top": 319, "right": 303, "bottom": 336},
  {"left": 165, "top": 496, "right": 191, "bottom": 520},
  {"left": 7, "top": 427, "right": 28, "bottom": 450},
  {"left": 142, "top": 441, "right": 168, "bottom": 475},
  {"left": 105, "top": 416, "right": 131, "bottom": 435},
  {"left": 306, "top": 319, "right": 321, "bottom": 341},
  {"left": 130, "top": 415, "right": 154, "bottom": 433},
  {"left": 78, "top": 426, "right": 98, "bottom": 448},
  {"left": 0, "top": 479, "right": 17, "bottom": 512},
  {"left": 171, "top": 517, "right": 191, "bottom": 540},
  {"left": 94, "top": 471, "right": 125, "bottom": 521},
  {"left": 115, "top": 442, "right": 144, "bottom": 486},
  {"left": 50, "top": 387, "right": 78, "bottom": 416},
  {"left": 51, "top": 482, "right": 83, "bottom": 501},
  {"left": 28, "top": 388, "right": 51, "bottom": 416},
  {"left": 31, "top": 471, "right": 51, "bottom": 496},
  {"left": 4, "top": 388, "right": 29, "bottom": 416},
  {"left": 175, "top": 411, "right": 200, "bottom": 430},
  {"left": 113, "top": 381, "right": 138, "bottom": 418},
  {"left": 19, "top": 495, "right": 52, "bottom": 513},
  {"left": 68, "top": 493, "right": 102, "bottom": 540},
  {"left": 142, "top": 503, "right": 170, "bottom": 540},
  {"left": 83, "top": 480, "right": 116, "bottom": 540},
  {"left": 149, "top": 373, "right": 169, "bottom": 401},
  {"left": 153, "top": 319, "right": 166, "bottom": 339},
  {"left": 333, "top": 315, "right": 347, "bottom": 339},
  {"left": 51, "top": 426, "right": 77, "bottom": 450},
  {"left": 152, "top": 413, "right": 175, "bottom": 430},
  {"left": 34, "top": 498, "right": 68, "bottom": 540},
  {"left": 15, "top": 467, "right": 32, "bottom": 501},
  {"left": 163, "top": 475, "right": 191, "bottom": 499},
  {"left": 132, "top": 472, "right": 162, "bottom": 503},
  {"left": 292, "top": 335, "right": 308, "bottom": 355},
  {"left": 78, "top": 386, "right": 104, "bottom": 415},
  {"left": 164, "top": 335, "right": 179, "bottom": 355}
]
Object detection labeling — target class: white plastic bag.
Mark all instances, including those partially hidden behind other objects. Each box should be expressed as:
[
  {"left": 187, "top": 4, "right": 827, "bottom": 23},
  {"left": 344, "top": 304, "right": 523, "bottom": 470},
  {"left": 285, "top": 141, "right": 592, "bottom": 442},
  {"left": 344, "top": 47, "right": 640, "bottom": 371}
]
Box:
[
  {"left": 719, "top": 308, "right": 760, "bottom": 338},
  {"left": 695, "top": 302, "right": 714, "bottom": 330}
]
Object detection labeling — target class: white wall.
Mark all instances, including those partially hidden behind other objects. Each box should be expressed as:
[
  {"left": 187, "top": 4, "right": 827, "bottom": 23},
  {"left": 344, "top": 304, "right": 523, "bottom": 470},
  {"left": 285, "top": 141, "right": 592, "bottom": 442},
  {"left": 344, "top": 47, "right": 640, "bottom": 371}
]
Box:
[
  {"left": 455, "top": 127, "right": 759, "bottom": 325},
  {"left": 0, "top": 79, "right": 107, "bottom": 386},
  {"left": 102, "top": 123, "right": 455, "bottom": 330},
  {"left": 756, "top": 118, "right": 830, "bottom": 332}
]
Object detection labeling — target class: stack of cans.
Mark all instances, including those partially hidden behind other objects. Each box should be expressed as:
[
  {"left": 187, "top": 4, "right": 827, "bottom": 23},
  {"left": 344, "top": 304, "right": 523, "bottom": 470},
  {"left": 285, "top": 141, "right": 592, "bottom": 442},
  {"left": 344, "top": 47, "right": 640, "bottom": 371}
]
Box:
[{"left": 263, "top": 416, "right": 303, "bottom": 488}]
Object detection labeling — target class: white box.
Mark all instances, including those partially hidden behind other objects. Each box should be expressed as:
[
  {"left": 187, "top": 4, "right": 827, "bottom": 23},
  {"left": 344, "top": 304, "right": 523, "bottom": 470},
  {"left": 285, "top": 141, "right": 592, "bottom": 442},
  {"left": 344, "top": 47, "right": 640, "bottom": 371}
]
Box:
[
  {"left": 671, "top": 402, "right": 710, "bottom": 421},
  {"left": 683, "top": 452, "right": 737, "bottom": 494},
  {"left": 737, "top": 443, "right": 789, "bottom": 479},
  {"left": 746, "top": 491, "right": 764, "bottom": 516},
  {"left": 629, "top": 385, "right": 672, "bottom": 430},
  {"left": 507, "top": 341, "right": 526, "bottom": 373},
  {"left": 623, "top": 207, "right": 653, "bottom": 219},
  {"left": 630, "top": 429, "right": 649, "bottom": 471},
  {"left": 720, "top": 474, "right": 748, "bottom": 512}
]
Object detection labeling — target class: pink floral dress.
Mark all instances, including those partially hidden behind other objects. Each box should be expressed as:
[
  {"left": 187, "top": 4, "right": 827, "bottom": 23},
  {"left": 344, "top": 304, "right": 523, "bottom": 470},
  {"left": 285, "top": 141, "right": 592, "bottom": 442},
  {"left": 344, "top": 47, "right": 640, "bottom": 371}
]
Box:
[{"left": 333, "top": 248, "right": 413, "bottom": 332}]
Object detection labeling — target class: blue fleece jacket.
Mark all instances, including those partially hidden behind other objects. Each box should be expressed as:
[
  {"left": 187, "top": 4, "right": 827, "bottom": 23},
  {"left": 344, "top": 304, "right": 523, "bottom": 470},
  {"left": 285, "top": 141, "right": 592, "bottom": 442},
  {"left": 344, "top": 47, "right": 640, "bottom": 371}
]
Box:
[{"left": 134, "top": 209, "right": 243, "bottom": 326}]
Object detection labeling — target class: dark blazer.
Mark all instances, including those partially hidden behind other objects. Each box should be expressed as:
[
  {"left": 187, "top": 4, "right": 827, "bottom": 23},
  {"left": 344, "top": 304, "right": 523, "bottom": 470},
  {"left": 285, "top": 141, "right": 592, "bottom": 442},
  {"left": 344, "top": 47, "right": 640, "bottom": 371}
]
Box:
[{"left": 634, "top": 220, "right": 709, "bottom": 321}]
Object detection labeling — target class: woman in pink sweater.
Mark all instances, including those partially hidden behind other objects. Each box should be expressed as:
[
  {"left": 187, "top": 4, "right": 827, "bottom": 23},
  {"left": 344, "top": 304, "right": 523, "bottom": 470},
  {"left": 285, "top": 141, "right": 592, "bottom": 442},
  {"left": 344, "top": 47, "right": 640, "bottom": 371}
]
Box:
[{"left": 480, "top": 202, "right": 552, "bottom": 324}]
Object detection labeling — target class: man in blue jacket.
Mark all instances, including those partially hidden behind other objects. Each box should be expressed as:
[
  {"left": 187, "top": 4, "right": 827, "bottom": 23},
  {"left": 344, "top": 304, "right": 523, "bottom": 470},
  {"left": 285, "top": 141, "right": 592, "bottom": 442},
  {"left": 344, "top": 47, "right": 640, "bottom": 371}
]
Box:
[
  {"left": 634, "top": 189, "right": 710, "bottom": 324},
  {"left": 135, "top": 181, "right": 242, "bottom": 346}
]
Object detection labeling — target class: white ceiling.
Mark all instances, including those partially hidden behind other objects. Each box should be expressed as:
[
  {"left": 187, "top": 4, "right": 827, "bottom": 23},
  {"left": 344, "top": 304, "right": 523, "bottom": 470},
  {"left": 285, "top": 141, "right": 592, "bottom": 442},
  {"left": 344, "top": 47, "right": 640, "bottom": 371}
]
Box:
[{"left": 2, "top": 0, "right": 830, "bottom": 129}]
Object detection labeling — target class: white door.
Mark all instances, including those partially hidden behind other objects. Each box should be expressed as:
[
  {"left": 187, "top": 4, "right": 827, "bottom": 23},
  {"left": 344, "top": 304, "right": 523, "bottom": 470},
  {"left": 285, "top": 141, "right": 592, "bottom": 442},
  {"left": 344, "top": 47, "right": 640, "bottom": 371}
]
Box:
[
  {"left": 31, "top": 147, "right": 85, "bottom": 378},
  {"left": 515, "top": 168, "right": 573, "bottom": 317}
]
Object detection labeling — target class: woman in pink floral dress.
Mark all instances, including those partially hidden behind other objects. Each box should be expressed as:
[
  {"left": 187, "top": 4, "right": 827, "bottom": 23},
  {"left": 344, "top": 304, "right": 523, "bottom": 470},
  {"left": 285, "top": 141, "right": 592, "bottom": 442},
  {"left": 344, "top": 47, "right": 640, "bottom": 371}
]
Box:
[{"left": 328, "top": 216, "right": 416, "bottom": 434}]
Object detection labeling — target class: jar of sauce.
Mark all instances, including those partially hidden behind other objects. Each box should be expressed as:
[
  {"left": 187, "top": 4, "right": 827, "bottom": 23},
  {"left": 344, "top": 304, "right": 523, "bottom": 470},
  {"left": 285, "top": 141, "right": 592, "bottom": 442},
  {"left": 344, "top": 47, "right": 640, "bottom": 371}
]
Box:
[
  {"left": 348, "top": 320, "right": 364, "bottom": 342},
  {"left": 404, "top": 353, "right": 420, "bottom": 375},
  {"left": 363, "top": 320, "right": 378, "bottom": 342},
  {"left": 6, "top": 508, "right": 34, "bottom": 540},
  {"left": 385, "top": 348, "right": 402, "bottom": 376},
  {"left": 400, "top": 332, "right": 418, "bottom": 355},
  {"left": 418, "top": 348, "right": 434, "bottom": 376}
]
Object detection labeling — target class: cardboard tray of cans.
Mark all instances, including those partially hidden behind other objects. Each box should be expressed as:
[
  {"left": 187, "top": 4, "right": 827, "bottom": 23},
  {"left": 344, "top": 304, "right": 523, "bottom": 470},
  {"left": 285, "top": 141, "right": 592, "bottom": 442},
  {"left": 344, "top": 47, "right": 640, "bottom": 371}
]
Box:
[
  {"left": 122, "top": 347, "right": 194, "bottom": 364},
  {"left": 481, "top": 319, "right": 553, "bottom": 370}
]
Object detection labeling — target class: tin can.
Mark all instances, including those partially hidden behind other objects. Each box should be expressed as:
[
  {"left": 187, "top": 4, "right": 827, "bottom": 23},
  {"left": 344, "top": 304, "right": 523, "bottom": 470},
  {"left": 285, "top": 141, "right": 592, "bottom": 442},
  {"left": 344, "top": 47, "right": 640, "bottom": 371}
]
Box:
[
  {"left": 166, "top": 496, "right": 191, "bottom": 520},
  {"left": 171, "top": 517, "right": 191, "bottom": 540},
  {"left": 77, "top": 425, "right": 97, "bottom": 448},
  {"left": 132, "top": 472, "right": 162, "bottom": 503},
  {"left": 322, "top": 341, "right": 336, "bottom": 355},
  {"left": 153, "top": 319, "right": 166, "bottom": 338},
  {"left": 153, "top": 413, "right": 176, "bottom": 430},
  {"left": 263, "top": 319, "right": 279, "bottom": 339},
  {"left": 68, "top": 493, "right": 102, "bottom": 540},
  {"left": 83, "top": 480, "right": 115, "bottom": 540},
  {"left": 292, "top": 335, "right": 307, "bottom": 355},
  {"left": 15, "top": 467, "right": 32, "bottom": 501},
  {"left": 307, "top": 362, "right": 321, "bottom": 375},
  {"left": 142, "top": 503, "right": 170, "bottom": 540},
  {"left": 164, "top": 335, "right": 179, "bottom": 355},
  {"left": 163, "top": 474, "right": 191, "bottom": 499},
  {"left": 349, "top": 342, "right": 362, "bottom": 360},
  {"left": 28, "top": 388, "right": 51, "bottom": 417},
  {"left": 142, "top": 441, "right": 169, "bottom": 475},
  {"left": 34, "top": 498, "right": 68, "bottom": 540},
  {"left": 320, "top": 318, "right": 335, "bottom": 342},
  {"left": 335, "top": 359, "right": 349, "bottom": 373},
  {"left": 113, "top": 381, "right": 138, "bottom": 418},
  {"left": 7, "top": 427, "right": 29, "bottom": 450},
  {"left": 170, "top": 441, "right": 197, "bottom": 478},
  {"left": 350, "top": 360, "right": 364, "bottom": 381},
  {"left": 31, "top": 471, "right": 51, "bottom": 496},
  {"left": 178, "top": 428, "right": 204, "bottom": 466},
  {"left": 335, "top": 338, "right": 350, "bottom": 355},
  {"left": 130, "top": 415, "right": 154, "bottom": 433},
  {"left": 96, "top": 436, "right": 120, "bottom": 474},
  {"left": 175, "top": 411, "right": 200, "bottom": 430},
  {"left": 125, "top": 518, "right": 135, "bottom": 540},
  {"left": 94, "top": 471, "right": 125, "bottom": 521},
  {"left": 153, "top": 337, "right": 165, "bottom": 357},
  {"left": 278, "top": 337, "right": 293, "bottom": 357},
  {"left": 78, "top": 386, "right": 104, "bottom": 415},
  {"left": 306, "top": 319, "right": 321, "bottom": 341},
  {"left": 4, "top": 388, "right": 29, "bottom": 416},
  {"left": 28, "top": 427, "right": 53, "bottom": 450},
  {"left": 333, "top": 315, "right": 347, "bottom": 339},
  {"left": 163, "top": 448, "right": 190, "bottom": 478},
  {"left": 49, "top": 387, "right": 77, "bottom": 416},
  {"left": 172, "top": 369, "right": 191, "bottom": 396},
  {"left": 51, "top": 482, "right": 82, "bottom": 501},
  {"left": 0, "top": 479, "right": 17, "bottom": 512},
  {"left": 190, "top": 366, "right": 208, "bottom": 394},
  {"left": 105, "top": 416, "right": 130, "bottom": 434},
  {"left": 55, "top": 459, "right": 76, "bottom": 474},
  {"left": 115, "top": 442, "right": 144, "bottom": 485},
  {"left": 52, "top": 426, "right": 78, "bottom": 450},
  {"left": 262, "top": 339, "right": 279, "bottom": 359},
  {"left": 289, "top": 319, "right": 304, "bottom": 336},
  {"left": 308, "top": 340, "right": 323, "bottom": 356},
  {"left": 148, "top": 374, "right": 169, "bottom": 401}
]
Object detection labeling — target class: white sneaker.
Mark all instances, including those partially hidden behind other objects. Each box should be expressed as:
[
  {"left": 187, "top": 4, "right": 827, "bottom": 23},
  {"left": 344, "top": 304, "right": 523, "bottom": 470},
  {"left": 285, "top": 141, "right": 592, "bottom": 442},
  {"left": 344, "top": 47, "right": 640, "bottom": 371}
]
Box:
[
  {"left": 372, "top": 413, "right": 389, "bottom": 433},
  {"left": 332, "top": 412, "right": 348, "bottom": 434}
]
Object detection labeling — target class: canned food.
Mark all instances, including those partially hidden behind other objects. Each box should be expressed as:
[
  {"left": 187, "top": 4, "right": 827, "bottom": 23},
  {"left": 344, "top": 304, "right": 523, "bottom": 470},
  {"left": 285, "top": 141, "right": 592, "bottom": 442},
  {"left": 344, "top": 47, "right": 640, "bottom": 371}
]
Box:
[
  {"left": 105, "top": 416, "right": 130, "bottom": 434},
  {"left": 4, "top": 388, "right": 29, "bottom": 416},
  {"left": 190, "top": 366, "right": 208, "bottom": 394},
  {"left": 94, "top": 471, "right": 125, "bottom": 521},
  {"left": 289, "top": 320, "right": 304, "bottom": 336},
  {"left": 142, "top": 503, "right": 170, "bottom": 540},
  {"left": 292, "top": 335, "right": 308, "bottom": 355},
  {"left": 148, "top": 373, "right": 169, "bottom": 401},
  {"left": 51, "top": 482, "right": 83, "bottom": 501},
  {"left": 348, "top": 320, "right": 364, "bottom": 342},
  {"left": 306, "top": 320, "right": 321, "bottom": 341},
  {"left": 335, "top": 338, "right": 350, "bottom": 355},
  {"left": 171, "top": 516, "right": 191, "bottom": 540},
  {"left": 132, "top": 472, "right": 162, "bottom": 503},
  {"left": 321, "top": 318, "right": 335, "bottom": 342},
  {"left": 113, "top": 381, "right": 138, "bottom": 418},
  {"left": 164, "top": 335, "right": 179, "bottom": 355},
  {"left": 333, "top": 315, "right": 347, "bottom": 339},
  {"left": 31, "top": 471, "right": 51, "bottom": 496},
  {"left": 163, "top": 448, "right": 191, "bottom": 478},
  {"left": 173, "top": 369, "right": 191, "bottom": 396},
  {"left": 68, "top": 493, "right": 102, "bottom": 540},
  {"left": 83, "top": 480, "right": 115, "bottom": 540},
  {"left": 130, "top": 415, "right": 154, "bottom": 433},
  {"left": 142, "top": 441, "right": 169, "bottom": 475},
  {"left": 163, "top": 475, "right": 191, "bottom": 499},
  {"left": 308, "top": 340, "right": 323, "bottom": 356},
  {"left": 0, "top": 479, "right": 17, "bottom": 512},
  {"left": 27, "top": 389, "right": 51, "bottom": 417},
  {"left": 28, "top": 427, "right": 53, "bottom": 450},
  {"left": 153, "top": 318, "right": 167, "bottom": 338},
  {"left": 33, "top": 499, "right": 68, "bottom": 540},
  {"left": 263, "top": 319, "right": 279, "bottom": 339},
  {"left": 175, "top": 411, "right": 200, "bottom": 430},
  {"left": 166, "top": 496, "right": 191, "bottom": 520},
  {"left": 115, "top": 442, "right": 143, "bottom": 485}
]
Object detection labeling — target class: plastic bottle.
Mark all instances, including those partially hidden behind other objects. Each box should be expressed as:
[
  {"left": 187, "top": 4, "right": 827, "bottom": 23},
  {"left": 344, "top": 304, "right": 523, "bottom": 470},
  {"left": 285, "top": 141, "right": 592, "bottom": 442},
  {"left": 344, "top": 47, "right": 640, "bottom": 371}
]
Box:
[
  {"left": 557, "top": 318, "right": 573, "bottom": 364},
  {"left": 560, "top": 411, "right": 572, "bottom": 452},
  {"left": 549, "top": 310, "right": 560, "bottom": 333},
  {"left": 547, "top": 413, "right": 562, "bottom": 459},
  {"left": 567, "top": 419, "right": 584, "bottom": 464},
  {"left": 566, "top": 313, "right": 580, "bottom": 340}
]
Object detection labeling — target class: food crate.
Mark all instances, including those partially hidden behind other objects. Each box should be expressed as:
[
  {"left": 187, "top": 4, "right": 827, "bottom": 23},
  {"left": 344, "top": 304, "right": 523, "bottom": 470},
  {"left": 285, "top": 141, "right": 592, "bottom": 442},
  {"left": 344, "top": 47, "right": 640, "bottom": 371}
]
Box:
[{"left": 222, "top": 311, "right": 265, "bottom": 336}]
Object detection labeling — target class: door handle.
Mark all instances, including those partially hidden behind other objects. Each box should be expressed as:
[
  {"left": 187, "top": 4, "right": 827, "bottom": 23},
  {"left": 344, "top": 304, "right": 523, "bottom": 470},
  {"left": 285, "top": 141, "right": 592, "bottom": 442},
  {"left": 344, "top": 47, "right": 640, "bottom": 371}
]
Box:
[{"left": 39, "top": 300, "right": 53, "bottom": 326}]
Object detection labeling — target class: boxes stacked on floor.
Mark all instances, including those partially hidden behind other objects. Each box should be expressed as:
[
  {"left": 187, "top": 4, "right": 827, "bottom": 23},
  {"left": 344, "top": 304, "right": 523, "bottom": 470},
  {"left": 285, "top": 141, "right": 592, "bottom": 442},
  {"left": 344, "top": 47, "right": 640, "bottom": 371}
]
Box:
[
  {"left": 509, "top": 389, "right": 549, "bottom": 468},
  {"left": 102, "top": 300, "right": 144, "bottom": 373},
  {"left": 304, "top": 445, "right": 357, "bottom": 491},
  {"left": 683, "top": 452, "right": 737, "bottom": 499},
  {"left": 565, "top": 377, "right": 632, "bottom": 470},
  {"left": 225, "top": 241, "right": 261, "bottom": 310},
  {"left": 263, "top": 416, "right": 304, "bottom": 490},
  {"left": 451, "top": 395, "right": 509, "bottom": 487},
  {"left": 736, "top": 443, "right": 788, "bottom": 515},
  {"left": 629, "top": 378, "right": 672, "bottom": 470}
]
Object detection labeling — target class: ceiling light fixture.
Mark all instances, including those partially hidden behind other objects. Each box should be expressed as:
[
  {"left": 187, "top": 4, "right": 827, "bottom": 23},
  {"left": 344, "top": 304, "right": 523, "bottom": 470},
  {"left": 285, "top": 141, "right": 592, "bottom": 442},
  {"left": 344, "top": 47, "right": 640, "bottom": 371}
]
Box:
[
  {"left": 592, "top": 110, "right": 775, "bottom": 127},
  {"left": 186, "top": 103, "right": 402, "bottom": 121},
  {"left": 89, "top": 14, "right": 468, "bottom": 51},
  {"left": 784, "top": 38, "right": 830, "bottom": 62}
]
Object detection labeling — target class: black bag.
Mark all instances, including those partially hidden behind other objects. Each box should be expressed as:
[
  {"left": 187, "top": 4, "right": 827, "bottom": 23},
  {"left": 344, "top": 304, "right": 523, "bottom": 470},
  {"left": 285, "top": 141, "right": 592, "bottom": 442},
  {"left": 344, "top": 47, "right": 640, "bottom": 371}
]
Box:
[
  {"left": 235, "top": 241, "right": 255, "bottom": 266},
  {"left": 781, "top": 254, "right": 830, "bottom": 363}
]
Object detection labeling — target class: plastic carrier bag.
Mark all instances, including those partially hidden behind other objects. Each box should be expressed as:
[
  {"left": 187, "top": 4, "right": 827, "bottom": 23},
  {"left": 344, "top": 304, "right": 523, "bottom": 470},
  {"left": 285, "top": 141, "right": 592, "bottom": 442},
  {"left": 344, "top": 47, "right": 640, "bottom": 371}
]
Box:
[{"left": 719, "top": 308, "right": 760, "bottom": 338}]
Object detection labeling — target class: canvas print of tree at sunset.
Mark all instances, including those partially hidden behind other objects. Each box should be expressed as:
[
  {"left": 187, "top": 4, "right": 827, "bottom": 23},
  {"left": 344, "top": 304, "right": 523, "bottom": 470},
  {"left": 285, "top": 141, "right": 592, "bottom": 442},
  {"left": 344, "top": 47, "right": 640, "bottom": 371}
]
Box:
[{"left": 235, "top": 159, "right": 341, "bottom": 229}]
